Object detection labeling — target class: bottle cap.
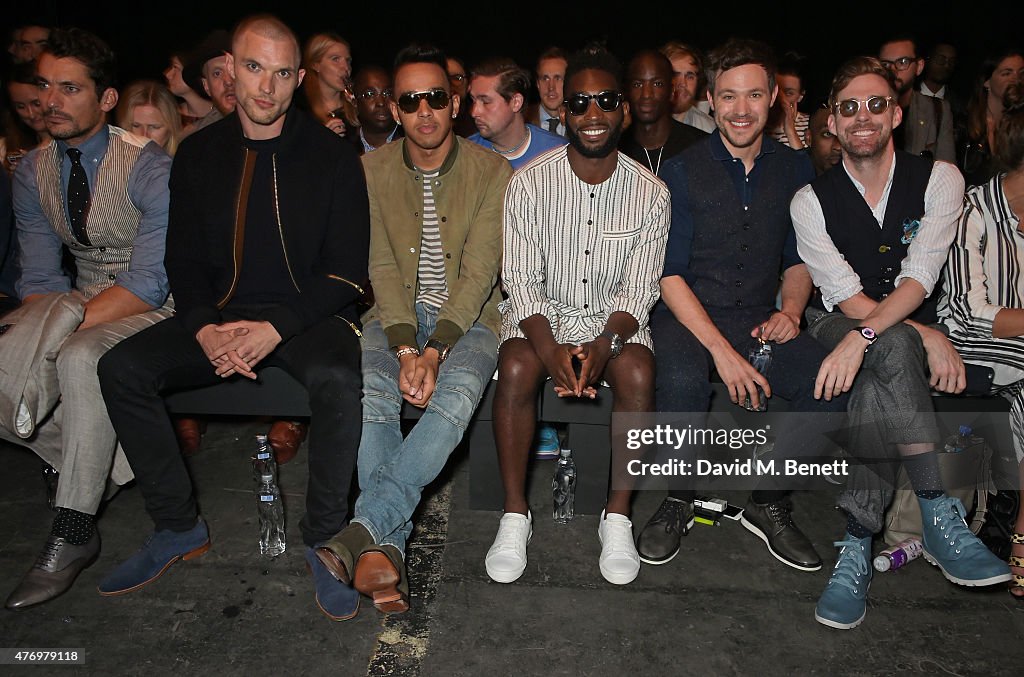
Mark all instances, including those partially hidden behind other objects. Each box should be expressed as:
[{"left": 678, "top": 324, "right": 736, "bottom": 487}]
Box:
[
  {"left": 256, "top": 434, "right": 269, "bottom": 443},
  {"left": 260, "top": 473, "right": 274, "bottom": 482},
  {"left": 957, "top": 424, "right": 972, "bottom": 436},
  {"left": 559, "top": 447, "right": 571, "bottom": 458}
]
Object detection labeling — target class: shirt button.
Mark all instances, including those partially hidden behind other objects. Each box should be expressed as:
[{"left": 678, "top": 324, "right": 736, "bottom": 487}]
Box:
[
  {"left": 736, "top": 263, "right": 744, "bottom": 270},
  {"left": 740, "top": 244, "right": 749, "bottom": 252},
  {"left": 441, "top": 216, "right": 447, "bottom": 222},
  {"left": 584, "top": 249, "right": 590, "bottom": 255},
  {"left": 879, "top": 245, "right": 890, "bottom": 253},
  {"left": 583, "top": 303, "right": 589, "bottom": 309},
  {"left": 445, "top": 253, "right": 452, "bottom": 259},
  {"left": 108, "top": 274, "right": 116, "bottom": 280},
  {"left": 735, "top": 300, "right": 744, "bottom": 307},
  {"left": 587, "top": 220, "right": 593, "bottom": 225},
  {"left": 742, "top": 224, "right": 750, "bottom": 231},
  {"left": 99, "top": 246, "right": 106, "bottom": 252},
  {"left": 590, "top": 193, "right": 595, "bottom": 198},
  {"left": 735, "top": 280, "right": 743, "bottom": 287},
  {"left": 414, "top": 211, "right": 420, "bottom": 217},
  {"left": 582, "top": 279, "right": 588, "bottom": 283},
  {"left": 405, "top": 284, "right": 412, "bottom": 289},
  {"left": 409, "top": 247, "right": 416, "bottom": 253}
]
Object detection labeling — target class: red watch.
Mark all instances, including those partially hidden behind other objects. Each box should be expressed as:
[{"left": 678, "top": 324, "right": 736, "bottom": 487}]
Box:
[{"left": 852, "top": 326, "right": 877, "bottom": 345}]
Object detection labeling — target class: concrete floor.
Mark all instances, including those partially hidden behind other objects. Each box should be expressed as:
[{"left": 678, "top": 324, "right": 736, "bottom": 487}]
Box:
[{"left": 1, "top": 419, "right": 1022, "bottom": 677}]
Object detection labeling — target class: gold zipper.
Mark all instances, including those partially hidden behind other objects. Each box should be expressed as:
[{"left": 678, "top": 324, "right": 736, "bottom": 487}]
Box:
[
  {"left": 335, "top": 315, "right": 363, "bottom": 338},
  {"left": 327, "top": 274, "right": 365, "bottom": 294},
  {"left": 272, "top": 155, "right": 302, "bottom": 294}
]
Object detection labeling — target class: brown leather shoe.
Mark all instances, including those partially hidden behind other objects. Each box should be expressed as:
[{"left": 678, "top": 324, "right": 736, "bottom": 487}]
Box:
[
  {"left": 354, "top": 545, "right": 409, "bottom": 613},
  {"left": 315, "top": 522, "right": 374, "bottom": 585},
  {"left": 174, "top": 417, "right": 205, "bottom": 456},
  {"left": 268, "top": 420, "right": 307, "bottom": 465},
  {"left": 5, "top": 531, "right": 100, "bottom": 609}
]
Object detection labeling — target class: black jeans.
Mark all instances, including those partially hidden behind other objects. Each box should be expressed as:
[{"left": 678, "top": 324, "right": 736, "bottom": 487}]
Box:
[
  {"left": 98, "top": 311, "right": 362, "bottom": 547},
  {"left": 650, "top": 307, "right": 847, "bottom": 502}
]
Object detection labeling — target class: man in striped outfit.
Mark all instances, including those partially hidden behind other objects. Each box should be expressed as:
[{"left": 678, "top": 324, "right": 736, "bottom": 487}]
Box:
[{"left": 2, "top": 28, "right": 174, "bottom": 610}]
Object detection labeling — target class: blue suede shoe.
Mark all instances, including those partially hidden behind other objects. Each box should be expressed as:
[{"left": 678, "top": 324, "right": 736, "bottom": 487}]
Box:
[
  {"left": 305, "top": 546, "right": 359, "bottom": 621},
  {"left": 533, "top": 423, "right": 561, "bottom": 460},
  {"left": 814, "top": 534, "right": 872, "bottom": 630},
  {"left": 919, "top": 495, "right": 1012, "bottom": 586},
  {"left": 97, "top": 519, "right": 209, "bottom": 596}
]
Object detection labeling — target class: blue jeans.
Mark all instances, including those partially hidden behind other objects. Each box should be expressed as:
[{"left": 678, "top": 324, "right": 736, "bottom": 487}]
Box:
[{"left": 353, "top": 303, "right": 497, "bottom": 554}]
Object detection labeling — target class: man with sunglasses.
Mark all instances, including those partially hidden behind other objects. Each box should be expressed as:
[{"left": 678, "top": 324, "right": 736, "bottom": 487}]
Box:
[
  {"left": 350, "top": 64, "right": 401, "bottom": 154},
  {"left": 791, "top": 56, "right": 1009, "bottom": 630},
  {"left": 316, "top": 44, "right": 511, "bottom": 614},
  {"left": 878, "top": 36, "right": 955, "bottom": 163},
  {"left": 639, "top": 38, "right": 845, "bottom": 574},
  {"left": 486, "top": 46, "right": 669, "bottom": 586}
]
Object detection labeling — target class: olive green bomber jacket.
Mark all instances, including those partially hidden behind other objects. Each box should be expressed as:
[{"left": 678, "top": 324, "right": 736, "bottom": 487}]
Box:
[{"left": 360, "top": 136, "right": 512, "bottom": 349}]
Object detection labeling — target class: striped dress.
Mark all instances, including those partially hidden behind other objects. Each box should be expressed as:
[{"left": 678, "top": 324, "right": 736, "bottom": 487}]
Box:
[{"left": 939, "top": 173, "right": 1024, "bottom": 460}]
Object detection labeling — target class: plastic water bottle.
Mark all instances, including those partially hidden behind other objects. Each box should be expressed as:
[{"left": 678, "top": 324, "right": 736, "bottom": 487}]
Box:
[
  {"left": 942, "top": 425, "right": 975, "bottom": 453},
  {"left": 873, "top": 537, "right": 923, "bottom": 572},
  {"left": 743, "top": 328, "right": 773, "bottom": 412},
  {"left": 252, "top": 434, "right": 277, "bottom": 482},
  {"left": 256, "top": 472, "right": 286, "bottom": 557},
  {"left": 552, "top": 447, "right": 576, "bottom": 523}
]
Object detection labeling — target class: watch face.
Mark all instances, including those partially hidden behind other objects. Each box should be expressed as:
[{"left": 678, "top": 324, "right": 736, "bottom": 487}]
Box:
[{"left": 860, "top": 328, "right": 876, "bottom": 340}]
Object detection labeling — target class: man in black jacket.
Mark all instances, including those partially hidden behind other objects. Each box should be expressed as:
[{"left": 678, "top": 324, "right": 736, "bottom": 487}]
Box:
[{"left": 94, "top": 14, "right": 369, "bottom": 622}]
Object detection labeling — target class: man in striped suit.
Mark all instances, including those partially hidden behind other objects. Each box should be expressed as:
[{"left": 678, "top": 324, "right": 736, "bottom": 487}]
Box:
[{"left": 2, "top": 28, "right": 174, "bottom": 610}]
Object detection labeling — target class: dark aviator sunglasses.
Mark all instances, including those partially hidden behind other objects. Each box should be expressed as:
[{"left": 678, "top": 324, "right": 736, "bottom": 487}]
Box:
[
  {"left": 563, "top": 90, "right": 624, "bottom": 116},
  {"left": 396, "top": 88, "right": 450, "bottom": 114}
]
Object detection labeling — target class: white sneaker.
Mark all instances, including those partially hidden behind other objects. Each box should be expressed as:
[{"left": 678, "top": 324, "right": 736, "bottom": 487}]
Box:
[
  {"left": 598, "top": 510, "right": 640, "bottom": 585},
  {"left": 485, "top": 511, "right": 532, "bottom": 583}
]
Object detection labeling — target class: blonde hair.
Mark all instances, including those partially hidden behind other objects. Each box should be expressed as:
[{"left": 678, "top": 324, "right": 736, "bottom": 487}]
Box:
[
  {"left": 116, "top": 80, "right": 183, "bottom": 156},
  {"left": 302, "top": 32, "right": 358, "bottom": 128}
]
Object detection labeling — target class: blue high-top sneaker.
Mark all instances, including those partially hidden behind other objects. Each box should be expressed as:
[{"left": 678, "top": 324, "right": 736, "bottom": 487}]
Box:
[
  {"left": 814, "top": 534, "right": 872, "bottom": 630},
  {"left": 918, "top": 495, "right": 1011, "bottom": 586}
]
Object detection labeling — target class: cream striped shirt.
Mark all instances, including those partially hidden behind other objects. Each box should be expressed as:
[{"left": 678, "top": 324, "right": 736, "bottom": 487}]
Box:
[{"left": 501, "top": 146, "right": 670, "bottom": 349}]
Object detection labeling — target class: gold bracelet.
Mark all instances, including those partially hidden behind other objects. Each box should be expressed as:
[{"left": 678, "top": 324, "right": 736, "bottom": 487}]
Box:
[{"left": 395, "top": 347, "right": 420, "bottom": 359}]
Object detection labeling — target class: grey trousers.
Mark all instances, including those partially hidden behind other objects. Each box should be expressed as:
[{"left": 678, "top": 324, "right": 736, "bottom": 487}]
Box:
[
  {"left": 805, "top": 309, "right": 941, "bottom": 533},
  {"left": 0, "top": 306, "right": 172, "bottom": 515}
]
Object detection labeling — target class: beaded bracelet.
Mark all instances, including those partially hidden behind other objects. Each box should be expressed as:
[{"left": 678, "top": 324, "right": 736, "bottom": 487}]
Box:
[{"left": 395, "top": 347, "right": 420, "bottom": 359}]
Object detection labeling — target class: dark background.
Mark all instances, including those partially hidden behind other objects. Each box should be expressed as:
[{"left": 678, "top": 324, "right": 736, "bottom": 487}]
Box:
[{"left": 2, "top": 1, "right": 1019, "bottom": 110}]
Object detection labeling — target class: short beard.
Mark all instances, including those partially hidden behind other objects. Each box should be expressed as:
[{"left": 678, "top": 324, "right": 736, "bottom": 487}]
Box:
[{"left": 566, "top": 121, "right": 623, "bottom": 159}]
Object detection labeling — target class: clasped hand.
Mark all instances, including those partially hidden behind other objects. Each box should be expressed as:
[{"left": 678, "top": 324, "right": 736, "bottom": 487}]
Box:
[{"left": 196, "top": 320, "right": 283, "bottom": 379}]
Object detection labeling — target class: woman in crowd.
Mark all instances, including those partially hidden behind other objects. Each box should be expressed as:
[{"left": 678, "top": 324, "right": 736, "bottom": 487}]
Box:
[
  {"left": 300, "top": 32, "right": 358, "bottom": 136},
  {"left": 1, "top": 62, "right": 52, "bottom": 175},
  {"left": 941, "top": 90, "right": 1024, "bottom": 599},
  {"left": 116, "top": 80, "right": 183, "bottom": 156},
  {"left": 962, "top": 47, "right": 1024, "bottom": 187}
]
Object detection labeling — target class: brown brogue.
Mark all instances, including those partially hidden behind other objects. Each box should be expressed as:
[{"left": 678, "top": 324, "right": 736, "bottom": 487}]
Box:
[
  {"left": 5, "top": 531, "right": 100, "bottom": 609},
  {"left": 267, "top": 420, "right": 308, "bottom": 465},
  {"left": 354, "top": 545, "right": 409, "bottom": 613},
  {"left": 315, "top": 522, "right": 374, "bottom": 585}
]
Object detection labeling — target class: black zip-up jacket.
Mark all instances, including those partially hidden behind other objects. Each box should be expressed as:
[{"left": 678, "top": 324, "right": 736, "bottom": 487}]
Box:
[{"left": 165, "top": 108, "right": 369, "bottom": 340}]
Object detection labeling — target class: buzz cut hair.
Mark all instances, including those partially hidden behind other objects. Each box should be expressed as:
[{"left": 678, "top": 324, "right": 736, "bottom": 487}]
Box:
[{"left": 231, "top": 14, "right": 301, "bottom": 62}]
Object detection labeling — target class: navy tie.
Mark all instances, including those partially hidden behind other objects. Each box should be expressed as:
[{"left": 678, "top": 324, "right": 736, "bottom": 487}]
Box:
[
  {"left": 66, "top": 148, "right": 91, "bottom": 246},
  {"left": 546, "top": 117, "right": 559, "bottom": 133}
]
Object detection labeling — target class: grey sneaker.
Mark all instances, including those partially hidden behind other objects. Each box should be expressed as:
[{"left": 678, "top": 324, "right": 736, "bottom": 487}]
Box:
[
  {"left": 636, "top": 497, "right": 694, "bottom": 565},
  {"left": 740, "top": 497, "right": 822, "bottom": 571}
]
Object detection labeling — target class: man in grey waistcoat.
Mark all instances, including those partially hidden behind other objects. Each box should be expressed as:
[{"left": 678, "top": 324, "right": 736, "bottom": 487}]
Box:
[{"left": 0, "top": 27, "right": 173, "bottom": 610}]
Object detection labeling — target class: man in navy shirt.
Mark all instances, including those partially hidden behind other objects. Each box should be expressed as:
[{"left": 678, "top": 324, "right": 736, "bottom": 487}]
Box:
[{"left": 638, "top": 38, "right": 845, "bottom": 573}]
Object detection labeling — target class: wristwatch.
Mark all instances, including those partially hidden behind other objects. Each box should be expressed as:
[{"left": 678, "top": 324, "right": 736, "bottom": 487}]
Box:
[
  {"left": 424, "top": 338, "right": 453, "bottom": 363},
  {"left": 851, "top": 326, "right": 878, "bottom": 345},
  {"left": 598, "top": 330, "right": 624, "bottom": 358}
]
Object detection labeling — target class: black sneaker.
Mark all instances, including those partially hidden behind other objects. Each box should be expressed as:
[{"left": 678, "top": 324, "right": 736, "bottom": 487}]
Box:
[
  {"left": 740, "top": 497, "right": 822, "bottom": 571},
  {"left": 636, "top": 497, "right": 694, "bottom": 565}
]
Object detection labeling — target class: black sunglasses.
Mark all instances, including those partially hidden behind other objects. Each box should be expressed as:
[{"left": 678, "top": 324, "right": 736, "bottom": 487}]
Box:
[
  {"left": 358, "top": 87, "right": 393, "bottom": 101},
  {"left": 833, "top": 96, "right": 895, "bottom": 117},
  {"left": 564, "top": 90, "right": 624, "bottom": 116},
  {"left": 396, "top": 88, "right": 450, "bottom": 114}
]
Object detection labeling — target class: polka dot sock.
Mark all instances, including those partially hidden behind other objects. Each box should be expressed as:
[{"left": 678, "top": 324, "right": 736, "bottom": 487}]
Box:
[{"left": 51, "top": 508, "right": 95, "bottom": 545}]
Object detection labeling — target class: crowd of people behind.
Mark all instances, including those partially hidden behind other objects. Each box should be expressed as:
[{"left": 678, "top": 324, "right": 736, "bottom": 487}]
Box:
[{"left": 0, "top": 14, "right": 1022, "bottom": 635}]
